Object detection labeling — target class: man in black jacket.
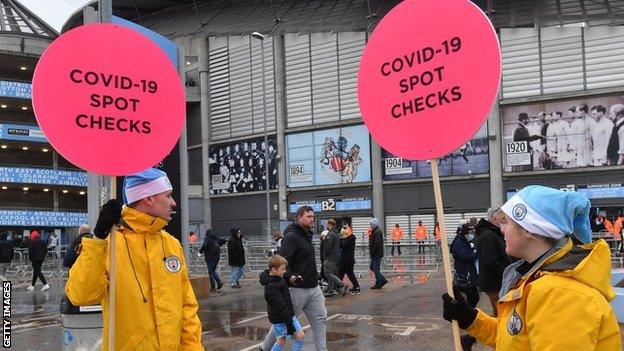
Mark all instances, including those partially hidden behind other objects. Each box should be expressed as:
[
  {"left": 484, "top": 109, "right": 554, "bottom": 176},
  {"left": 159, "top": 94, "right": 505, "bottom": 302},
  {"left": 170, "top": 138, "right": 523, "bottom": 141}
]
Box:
[
  {"left": 321, "top": 219, "right": 346, "bottom": 297},
  {"left": 227, "top": 228, "right": 246, "bottom": 288},
  {"left": 369, "top": 218, "right": 387, "bottom": 289},
  {"left": 261, "top": 205, "right": 328, "bottom": 351},
  {"left": 474, "top": 209, "right": 511, "bottom": 317}
]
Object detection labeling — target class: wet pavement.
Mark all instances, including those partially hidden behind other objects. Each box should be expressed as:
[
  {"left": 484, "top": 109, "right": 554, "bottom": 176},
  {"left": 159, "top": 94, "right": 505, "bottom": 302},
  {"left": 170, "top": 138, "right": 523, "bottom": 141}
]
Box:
[{"left": 6, "top": 271, "right": 624, "bottom": 350}]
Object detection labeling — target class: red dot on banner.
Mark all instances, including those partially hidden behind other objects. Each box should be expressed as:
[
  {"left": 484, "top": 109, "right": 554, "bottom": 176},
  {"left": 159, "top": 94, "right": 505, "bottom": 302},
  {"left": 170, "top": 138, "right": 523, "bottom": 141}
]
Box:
[
  {"left": 32, "top": 23, "right": 185, "bottom": 176},
  {"left": 357, "top": 0, "right": 501, "bottom": 160}
]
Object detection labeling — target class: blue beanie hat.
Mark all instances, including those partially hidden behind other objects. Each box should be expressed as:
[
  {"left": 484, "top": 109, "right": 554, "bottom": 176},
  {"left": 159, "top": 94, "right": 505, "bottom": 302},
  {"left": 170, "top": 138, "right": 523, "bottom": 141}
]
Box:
[
  {"left": 500, "top": 185, "right": 591, "bottom": 243},
  {"left": 122, "top": 168, "right": 172, "bottom": 204},
  {"left": 370, "top": 218, "right": 379, "bottom": 227}
]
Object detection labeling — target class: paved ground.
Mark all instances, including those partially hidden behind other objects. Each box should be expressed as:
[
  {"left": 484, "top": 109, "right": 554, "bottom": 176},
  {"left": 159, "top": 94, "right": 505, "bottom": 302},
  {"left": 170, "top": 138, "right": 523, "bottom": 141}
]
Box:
[{"left": 6, "top": 271, "right": 624, "bottom": 350}]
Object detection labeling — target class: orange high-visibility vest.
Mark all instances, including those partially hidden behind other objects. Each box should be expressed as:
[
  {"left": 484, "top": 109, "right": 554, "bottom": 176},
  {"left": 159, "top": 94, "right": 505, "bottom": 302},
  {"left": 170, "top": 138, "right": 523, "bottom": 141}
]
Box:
[
  {"left": 613, "top": 217, "right": 623, "bottom": 240},
  {"left": 605, "top": 219, "right": 614, "bottom": 235},
  {"left": 415, "top": 225, "right": 428, "bottom": 240},
  {"left": 391, "top": 228, "right": 404, "bottom": 241}
]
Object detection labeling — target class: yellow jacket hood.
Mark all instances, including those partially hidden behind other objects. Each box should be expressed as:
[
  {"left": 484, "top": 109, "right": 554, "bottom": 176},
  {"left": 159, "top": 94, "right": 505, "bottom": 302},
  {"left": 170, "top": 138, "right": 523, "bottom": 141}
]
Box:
[{"left": 539, "top": 239, "right": 615, "bottom": 301}]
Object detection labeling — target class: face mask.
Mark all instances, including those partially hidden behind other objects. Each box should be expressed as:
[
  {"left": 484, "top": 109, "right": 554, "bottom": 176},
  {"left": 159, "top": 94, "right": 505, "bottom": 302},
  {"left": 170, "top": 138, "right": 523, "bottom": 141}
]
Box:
[{"left": 466, "top": 234, "right": 475, "bottom": 241}]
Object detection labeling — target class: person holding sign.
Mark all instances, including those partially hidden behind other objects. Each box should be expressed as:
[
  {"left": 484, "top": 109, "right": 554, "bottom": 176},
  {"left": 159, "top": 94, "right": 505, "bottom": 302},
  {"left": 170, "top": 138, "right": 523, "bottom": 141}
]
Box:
[
  {"left": 65, "top": 168, "right": 203, "bottom": 350},
  {"left": 442, "top": 185, "right": 621, "bottom": 350}
]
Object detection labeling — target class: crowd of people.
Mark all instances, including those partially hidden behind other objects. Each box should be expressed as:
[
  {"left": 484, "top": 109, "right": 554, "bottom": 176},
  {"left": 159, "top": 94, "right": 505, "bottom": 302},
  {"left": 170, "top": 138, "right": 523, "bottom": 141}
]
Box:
[
  {"left": 1, "top": 167, "right": 620, "bottom": 350},
  {"left": 510, "top": 103, "right": 624, "bottom": 170}
]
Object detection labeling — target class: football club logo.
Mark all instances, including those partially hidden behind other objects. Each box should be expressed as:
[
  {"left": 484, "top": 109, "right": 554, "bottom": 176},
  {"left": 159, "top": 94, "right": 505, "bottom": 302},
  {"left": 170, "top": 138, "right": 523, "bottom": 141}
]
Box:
[
  {"left": 512, "top": 204, "right": 527, "bottom": 221},
  {"left": 507, "top": 310, "right": 523, "bottom": 335},
  {"left": 164, "top": 255, "right": 181, "bottom": 273}
]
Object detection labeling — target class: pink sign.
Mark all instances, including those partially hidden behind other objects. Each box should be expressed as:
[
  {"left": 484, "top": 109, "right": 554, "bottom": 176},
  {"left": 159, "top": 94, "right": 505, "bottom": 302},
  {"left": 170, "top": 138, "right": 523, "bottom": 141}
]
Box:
[
  {"left": 357, "top": 0, "right": 501, "bottom": 160},
  {"left": 32, "top": 23, "right": 185, "bottom": 176}
]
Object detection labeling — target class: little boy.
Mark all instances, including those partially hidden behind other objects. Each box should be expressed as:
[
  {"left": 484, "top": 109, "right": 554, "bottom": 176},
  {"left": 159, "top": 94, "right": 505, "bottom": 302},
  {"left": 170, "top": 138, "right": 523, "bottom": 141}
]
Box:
[{"left": 259, "top": 254, "right": 305, "bottom": 351}]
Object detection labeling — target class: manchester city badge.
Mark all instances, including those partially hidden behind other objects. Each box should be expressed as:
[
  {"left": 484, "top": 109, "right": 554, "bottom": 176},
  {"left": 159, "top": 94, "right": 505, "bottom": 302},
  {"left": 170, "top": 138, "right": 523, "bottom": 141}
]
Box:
[
  {"left": 507, "top": 309, "right": 523, "bottom": 335},
  {"left": 165, "top": 255, "right": 181, "bottom": 273}
]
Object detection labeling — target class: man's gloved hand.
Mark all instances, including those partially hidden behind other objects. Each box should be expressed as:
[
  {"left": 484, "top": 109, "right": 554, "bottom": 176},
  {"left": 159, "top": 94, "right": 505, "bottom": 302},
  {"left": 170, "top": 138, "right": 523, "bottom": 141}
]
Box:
[
  {"left": 93, "top": 199, "right": 122, "bottom": 239},
  {"left": 442, "top": 288, "right": 478, "bottom": 329},
  {"left": 286, "top": 321, "right": 296, "bottom": 335}
]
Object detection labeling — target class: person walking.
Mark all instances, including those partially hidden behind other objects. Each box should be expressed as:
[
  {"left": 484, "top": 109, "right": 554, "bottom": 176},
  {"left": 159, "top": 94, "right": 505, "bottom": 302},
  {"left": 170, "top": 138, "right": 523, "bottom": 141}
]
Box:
[
  {"left": 474, "top": 211, "right": 510, "bottom": 317},
  {"left": 47, "top": 232, "right": 60, "bottom": 258},
  {"left": 201, "top": 229, "right": 227, "bottom": 292},
  {"left": 260, "top": 205, "right": 328, "bottom": 351},
  {"left": 25, "top": 230, "right": 49, "bottom": 291},
  {"left": 227, "top": 228, "right": 246, "bottom": 288},
  {"left": 415, "top": 221, "right": 428, "bottom": 254},
  {"left": 442, "top": 185, "right": 621, "bottom": 350},
  {"left": 321, "top": 219, "right": 346, "bottom": 297},
  {"left": 65, "top": 168, "right": 203, "bottom": 350},
  {"left": 338, "top": 225, "right": 360, "bottom": 294},
  {"left": 369, "top": 218, "right": 387, "bottom": 290},
  {"left": 390, "top": 224, "right": 403, "bottom": 256},
  {"left": 259, "top": 254, "right": 305, "bottom": 351}
]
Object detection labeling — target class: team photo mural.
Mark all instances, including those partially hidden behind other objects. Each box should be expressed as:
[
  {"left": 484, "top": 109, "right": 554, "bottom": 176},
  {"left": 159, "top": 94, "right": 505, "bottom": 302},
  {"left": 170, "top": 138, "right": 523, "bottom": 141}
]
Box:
[
  {"left": 208, "top": 136, "right": 278, "bottom": 194},
  {"left": 502, "top": 95, "right": 624, "bottom": 172},
  {"left": 382, "top": 123, "right": 489, "bottom": 180},
  {"left": 286, "top": 125, "right": 371, "bottom": 187}
]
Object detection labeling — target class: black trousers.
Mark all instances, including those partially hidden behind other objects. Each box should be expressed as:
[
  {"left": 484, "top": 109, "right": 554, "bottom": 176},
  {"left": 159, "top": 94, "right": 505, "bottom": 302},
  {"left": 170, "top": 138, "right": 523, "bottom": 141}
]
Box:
[
  {"left": 337, "top": 261, "right": 359, "bottom": 289},
  {"left": 31, "top": 260, "right": 47, "bottom": 286}
]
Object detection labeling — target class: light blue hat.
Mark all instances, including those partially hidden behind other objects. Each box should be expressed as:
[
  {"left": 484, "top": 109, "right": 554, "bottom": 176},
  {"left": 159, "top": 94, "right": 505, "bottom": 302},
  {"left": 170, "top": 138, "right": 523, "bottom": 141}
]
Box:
[
  {"left": 501, "top": 185, "right": 591, "bottom": 243},
  {"left": 370, "top": 218, "right": 379, "bottom": 228},
  {"left": 122, "top": 168, "right": 172, "bottom": 204}
]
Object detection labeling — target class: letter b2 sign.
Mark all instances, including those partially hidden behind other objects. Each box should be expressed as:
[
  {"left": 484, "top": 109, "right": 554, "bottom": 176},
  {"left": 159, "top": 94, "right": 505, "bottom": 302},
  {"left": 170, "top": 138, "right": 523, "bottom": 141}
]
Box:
[{"left": 322, "top": 199, "right": 336, "bottom": 211}]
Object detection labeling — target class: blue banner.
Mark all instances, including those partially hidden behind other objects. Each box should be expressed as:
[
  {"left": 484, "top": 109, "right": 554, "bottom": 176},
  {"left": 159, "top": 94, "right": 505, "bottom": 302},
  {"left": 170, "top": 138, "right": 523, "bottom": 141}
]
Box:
[
  {"left": 507, "top": 183, "right": 624, "bottom": 200},
  {"left": 0, "top": 167, "right": 87, "bottom": 186},
  {"left": 0, "top": 123, "right": 47, "bottom": 143},
  {"left": 0, "top": 210, "right": 87, "bottom": 227},
  {"left": 0, "top": 80, "right": 32, "bottom": 99},
  {"left": 577, "top": 184, "right": 624, "bottom": 199},
  {"left": 288, "top": 198, "right": 372, "bottom": 213}
]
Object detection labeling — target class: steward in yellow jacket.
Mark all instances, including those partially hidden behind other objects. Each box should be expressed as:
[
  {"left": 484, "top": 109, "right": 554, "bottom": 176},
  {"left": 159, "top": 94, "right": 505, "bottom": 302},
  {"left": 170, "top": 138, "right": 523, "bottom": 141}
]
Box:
[
  {"left": 443, "top": 185, "right": 621, "bottom": 351},
  {"left": 66, "top": 168, "right": 203, "bottom": 350}
]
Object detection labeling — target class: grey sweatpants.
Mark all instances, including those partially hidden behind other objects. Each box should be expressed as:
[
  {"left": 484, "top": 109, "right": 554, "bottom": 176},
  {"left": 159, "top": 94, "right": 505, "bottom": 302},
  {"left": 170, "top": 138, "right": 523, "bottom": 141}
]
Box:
[
  {"left": 261, "top": 285, "right": 328, "bottom": 351},
  {"left": 323, "top": 261, "right": 344, "bottom": 293}
]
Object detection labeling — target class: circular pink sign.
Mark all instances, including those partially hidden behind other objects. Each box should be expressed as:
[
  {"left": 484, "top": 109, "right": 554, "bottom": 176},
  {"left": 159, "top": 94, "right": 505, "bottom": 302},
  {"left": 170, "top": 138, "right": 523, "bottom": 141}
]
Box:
[
  {"left": 357, "top": 0, "right": 501, "bottom": 160},
  {"left": 32, "top": 23, "right": 185, "bottom": 176}
]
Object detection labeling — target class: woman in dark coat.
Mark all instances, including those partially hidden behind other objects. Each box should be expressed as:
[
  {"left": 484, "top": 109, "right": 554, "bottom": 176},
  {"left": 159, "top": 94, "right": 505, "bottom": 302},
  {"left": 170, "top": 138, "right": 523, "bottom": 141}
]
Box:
[
  {"left": 337, "top": 225, "right": 360, "bottom": 294},
  {"left": 450, "top": 224, "right": 479, "bottom": 350},
  {"left": 200, "top": 229, "right": 227, "bottom": 291},
  {"left": 450, "top": 224, "right": 479, "bottom": 306},
  {"left": 227, "top": 228, "right": 246, "bottom": 288},
  {"left": 25, "top": 231, "right": 49, "bottom": 291}
]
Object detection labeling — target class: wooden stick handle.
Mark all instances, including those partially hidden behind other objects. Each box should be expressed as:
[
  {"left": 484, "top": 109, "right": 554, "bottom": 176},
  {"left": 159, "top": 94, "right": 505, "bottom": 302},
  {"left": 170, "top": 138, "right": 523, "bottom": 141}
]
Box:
[
  {"left": 431, "top": 159, "right": 463, "bottom": 351},
  {"left": 108, "top": 177, "right": 117, "bottom": 350}
]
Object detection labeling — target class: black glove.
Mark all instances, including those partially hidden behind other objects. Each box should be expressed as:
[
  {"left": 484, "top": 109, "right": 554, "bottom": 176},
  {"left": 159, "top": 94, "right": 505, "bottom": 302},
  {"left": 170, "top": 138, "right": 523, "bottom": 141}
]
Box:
[
  {"left": 442, "top": 287, "right": 478, "bottom": 329},
  {"left": 286, "top": 321, "right": 296, "bottom": 335},
  {"left": 93, "top": 199, "right": 122, "bottom": 239}
]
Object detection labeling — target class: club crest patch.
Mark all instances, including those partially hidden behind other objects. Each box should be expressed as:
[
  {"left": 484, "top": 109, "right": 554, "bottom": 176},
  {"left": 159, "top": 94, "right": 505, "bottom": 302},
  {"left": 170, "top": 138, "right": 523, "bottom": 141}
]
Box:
[
  {"left": 507, "top": 310, "right": 523, "bottom": 335},
  {"left": 164, "top": 255, "right": 181, "bottom": 273},
  {"left": 512, "top": 204, "right": 528, "bottom": 221}
]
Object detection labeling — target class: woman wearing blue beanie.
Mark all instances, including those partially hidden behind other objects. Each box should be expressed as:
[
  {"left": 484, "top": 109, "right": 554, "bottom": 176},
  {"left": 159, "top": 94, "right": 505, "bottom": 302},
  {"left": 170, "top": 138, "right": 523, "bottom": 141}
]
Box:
[{"left": 442, "top": 185, "right": 621, "bottom": 350}]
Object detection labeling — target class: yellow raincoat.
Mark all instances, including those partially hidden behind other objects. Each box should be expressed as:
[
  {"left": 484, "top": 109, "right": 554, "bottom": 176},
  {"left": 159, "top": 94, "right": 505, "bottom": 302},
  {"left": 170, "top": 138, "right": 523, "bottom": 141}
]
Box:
[
  {"left": 66, "top": 206, "right": 203, "bottom": 350},
  {"left": 467, "top": 239, "right": 621, "bottom": 350}
]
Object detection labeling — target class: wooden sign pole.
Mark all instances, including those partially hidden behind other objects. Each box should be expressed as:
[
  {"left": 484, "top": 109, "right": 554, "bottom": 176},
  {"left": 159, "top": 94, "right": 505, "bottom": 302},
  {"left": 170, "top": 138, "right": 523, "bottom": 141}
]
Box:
[
  {"left": 431, "top": 159, "right": 462, "bottom": 351},
  {"left": 108, "top": 177, "right": 117, "bottom": 350}
]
